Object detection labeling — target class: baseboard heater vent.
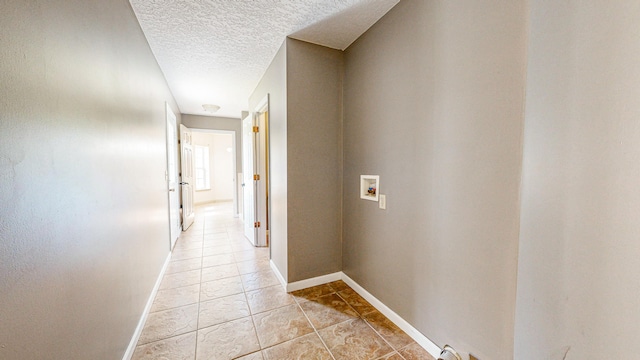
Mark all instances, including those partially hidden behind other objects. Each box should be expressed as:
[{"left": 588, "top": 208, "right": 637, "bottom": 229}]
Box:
[{"left": 438, "top": 345, "right": 462, "bottom": 360}]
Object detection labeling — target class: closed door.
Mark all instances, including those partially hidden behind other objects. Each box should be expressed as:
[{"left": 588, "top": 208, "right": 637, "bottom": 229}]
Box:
[{"left": 180, "top": 124, "right": 195, "bottom": 231}]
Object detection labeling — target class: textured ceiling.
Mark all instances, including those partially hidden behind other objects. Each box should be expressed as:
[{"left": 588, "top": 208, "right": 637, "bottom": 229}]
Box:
[{"left": 129, "top": 0, "right": 399, "bottom": 118}]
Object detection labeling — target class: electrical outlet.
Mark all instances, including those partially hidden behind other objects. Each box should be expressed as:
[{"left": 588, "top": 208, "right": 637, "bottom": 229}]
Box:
[{"left": 379, "top": 194, "right": 386, "bottom": 209}]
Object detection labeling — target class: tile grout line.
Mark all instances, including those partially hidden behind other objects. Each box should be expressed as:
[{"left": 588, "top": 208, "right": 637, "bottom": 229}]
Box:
[
  {"left": 333, "top": 286, "right": 408, "bottom": 359},
  {"left": 293, "top": 297, "right": 337, "bottom": 360},
  {"left": 193, "top": 219, "right": 206, "bottom": 359}
]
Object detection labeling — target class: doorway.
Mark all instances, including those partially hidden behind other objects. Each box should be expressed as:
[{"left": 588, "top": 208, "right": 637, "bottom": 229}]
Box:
[
  {"left": 165, "top": 103, "right": 180, "bottom": 249},
  {"left": 187, "top": 129, "right": 238, "bottom": 211},
  {"left": 242, "top": 95, "right": 270, "bottom": 247}
]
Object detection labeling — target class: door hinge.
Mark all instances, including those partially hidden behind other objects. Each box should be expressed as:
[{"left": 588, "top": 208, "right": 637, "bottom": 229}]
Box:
[
  {"left": 253, "top": 174, "right": 260, "bottom": 180},
  {"left": 253, "top": 126, "right": 259, "bottom": 133},
  {"left": 254, "top": 221, "right": 261, "bottom": 228}
]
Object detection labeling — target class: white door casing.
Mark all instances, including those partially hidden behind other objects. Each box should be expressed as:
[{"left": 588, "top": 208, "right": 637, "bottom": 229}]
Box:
[
  {"left": 180, "top": 124, "right": 195, "bottom": 231},
  {"left": 242, "top": 114, "right": 256, "bottom": 245},
  {"left": 166, "top": 103, "right": 180, "bottom": 249}
]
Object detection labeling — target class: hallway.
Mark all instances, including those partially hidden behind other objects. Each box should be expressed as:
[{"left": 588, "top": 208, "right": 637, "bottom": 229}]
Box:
[{"left": 132, "top": 202, "right": 434, "bottom": 360}]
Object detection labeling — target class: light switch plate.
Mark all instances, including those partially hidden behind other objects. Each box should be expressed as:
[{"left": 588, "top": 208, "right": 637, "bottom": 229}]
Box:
[{"left": 379, "top": 194, "right": 386, "bottom": 209}]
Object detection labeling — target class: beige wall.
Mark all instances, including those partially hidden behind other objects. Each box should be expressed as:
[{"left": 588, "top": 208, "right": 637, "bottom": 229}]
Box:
[
  {"left": 0, "top": 0, "right": 179, "bottom": 358},
  {"left": 249, "top": 42, "right": 288, "bottom": 280},
  {"left": 286, "top": 38, "right": 343, "bottom": 282},
  {"left": 342, "top": 1, "right": 528, "bottom": 359},
  {"left": 514, "top": 1, "right": 640, "bottom": 358}
]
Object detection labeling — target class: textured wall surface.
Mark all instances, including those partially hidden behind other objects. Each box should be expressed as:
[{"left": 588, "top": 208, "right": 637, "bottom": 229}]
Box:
[
  {"left": 286, "top": 38, "right": 344, "bottom": 282},
  {"left": 514, "top": 1, "right": 640, "bottom": 358},
  {"left": 248, "top": 39, "right": 344, "bottom": 283},
  {"left": 0, "top": 0, "right": 179, "bottom": 358},
  {"left": 342, "top": 1, "right": 527, "bottom": 359}
]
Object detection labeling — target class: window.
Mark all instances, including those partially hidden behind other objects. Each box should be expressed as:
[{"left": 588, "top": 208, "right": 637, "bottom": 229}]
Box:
[{"left": 194, "top": 145, "right": 210, "bottom": 190}]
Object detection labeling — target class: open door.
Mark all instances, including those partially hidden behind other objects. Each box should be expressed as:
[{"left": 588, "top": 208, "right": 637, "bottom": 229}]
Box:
[
  {"left": 242, "top": 114, "right": 256, "bottom": 245},
  {"left": 166, "top": 103, "right": 180, "bottom": 249},
  {"left": 254, "top": 108, "right": 269, "bottom": 247},
  {"left": 180, "top": 124, "right": 195, "bottom": 231}
]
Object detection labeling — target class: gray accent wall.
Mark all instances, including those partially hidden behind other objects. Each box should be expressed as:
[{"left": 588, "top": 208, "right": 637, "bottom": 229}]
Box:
[
  {"left": 514, "top": 1, "right": 640, "bottom": 359},
  {"left": 286, "top": 39, "right": 343, "bottom": 282},
  {"left": 0, "top": 0, "right": 179, "bottom": 358},
  {"left": 250, "top": 42, "right": 289, "bottom": 280},
  {"left": 249, "top": 39, "right": 343, "bottom": 283},
  {"left": 342, "top": 1, "right": 527, "bottom": 359}
]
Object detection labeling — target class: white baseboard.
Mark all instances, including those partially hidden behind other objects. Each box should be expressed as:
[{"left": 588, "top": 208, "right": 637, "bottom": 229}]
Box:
[
  {"left": 270, "top": 260, "right": 287, "bottom": 290},
  {"left": 122, "top": 252, "right": 172, "bottom": 360},
  {"left": 340, "top": 273, "right": 442, "bottom": 359},
  {"left": 286, "top": 271, "right": 342, "bottom": 292}
]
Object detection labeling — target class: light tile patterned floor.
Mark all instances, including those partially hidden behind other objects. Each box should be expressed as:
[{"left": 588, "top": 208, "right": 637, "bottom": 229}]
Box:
[{"left": 133, "top": 202, "right": 435, "bottom": 360}]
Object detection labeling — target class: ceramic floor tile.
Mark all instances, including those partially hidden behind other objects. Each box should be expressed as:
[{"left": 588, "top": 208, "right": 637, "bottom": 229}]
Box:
[
  {"left": 262, "top": 333, "right": 332, "bottom": 360},
  {"left": 236, "top": 258, "right": 271, "bottom": 275},
  {"left": 179, "top": 234, "right": 203, "bottom": 241},
  {"left": 290, "top": 284, "right": 335, "bottom": 303},
  {"left": 246, "top": 284, "right": 295, "bottom": 314},
  {"left": 203, "top": 233, "right": 230, "bottom": 241},
  {"left": 182, "top": 232, "right": 204, "bottom": 238},
  {"left": 318, "top": 318, "right": 394, "bottom": 360},
  {"left": 174, "top": 240, "right": 203, "bottom": 251},
  {"left": 201, "top": 263, "right": 239, "bottom": 283},
  {"left": 204, "top": 227, "right": 227, "bottom": 235},
  {"left": 202, "top": 254, "right": 235, "bottom": 268},
  {"left": 132, "top": 332, "right": 196, "bottom": 360},
  {"left": 138, "top": 304, "right": 198, "bottom": 345},
  {"left": 241, "top": 270, "right": 280, "bottom": 291},
  {"left": 328, "top": 280, "right": 350, "bottom": 292},
  {"left": 338, "top": 288, "right": 377, "bottom": 316},
  {"left": 377, "top": 352, "right": 404, "bottom": 360},
  {"left": 159, "top": 269, "right": 201, "bottom": 290},
  {"left": 364, "top": 311, "right": 414, "bottom": 349},
  {"left": 166, "top": 258, "right": 202, "bottom": 275},
  {"left": 231, "top": 242, "right": 257, "bottom": 252},
  {"left": 171, "top": 248, "right": 204, "bottom": 261},
  {"left": 199, "top": 293, "right": 250, "bottom": 329},
  {"left": 299, "top": 293, "right": 358, "bottom": 329},
  {"left": 236, "top": 351, "right": 264, "bottom": 360},
  {"left": 203, "top": 245, "right": 233, "bottom": 256},
  {"left": 203, "top": 238, "right": 231, "bottom": 249},
  {"left": 252, "top": 304, "right": 314, "bottom": 348},
  {"left": 151, "top": 284, "right": 200, "bottom": 312},
  {"left": 200, "top": 276, "right": 244, "bottom": 301},
  {"left": 196, "top": 317, "right": 260, "bottom": 360},
  {"left": 398, "top": 342, "right": 436, "bottom": 360}
]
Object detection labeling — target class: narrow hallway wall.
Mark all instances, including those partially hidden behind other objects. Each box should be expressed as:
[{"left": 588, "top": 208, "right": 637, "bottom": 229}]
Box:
[
  {"left": 0, "top": 0, "right": 180, "bottom": 358},
  {"left": 515, "top": 1, "right": 640, "bottom": 358},
  {"left": 342, "top": 1, "right": 528, "bottom": 358}
]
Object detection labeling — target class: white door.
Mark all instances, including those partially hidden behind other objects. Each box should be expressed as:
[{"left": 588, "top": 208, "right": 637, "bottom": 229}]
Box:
[
  {"left": 180, "top": 124, "right": 195, "bottom": 231},
  {"left": 166, "top": 103, "right": 180, "bottom": 249},
  {"left": 242, "top": 114, "right": 257, "bottom": 245}
]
